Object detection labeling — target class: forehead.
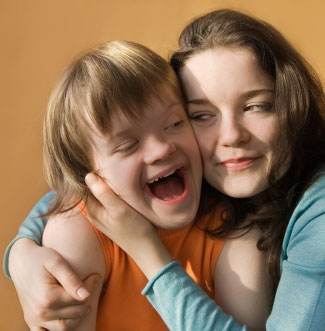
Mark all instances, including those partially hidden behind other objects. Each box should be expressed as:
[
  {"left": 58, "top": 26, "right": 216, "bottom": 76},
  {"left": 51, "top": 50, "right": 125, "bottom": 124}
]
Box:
[
  {"left": 93, "top": 88, "right": 184, "bottom": 138},
  {"left": 180, "top": 47, "right": 273, "bottom": 99}
]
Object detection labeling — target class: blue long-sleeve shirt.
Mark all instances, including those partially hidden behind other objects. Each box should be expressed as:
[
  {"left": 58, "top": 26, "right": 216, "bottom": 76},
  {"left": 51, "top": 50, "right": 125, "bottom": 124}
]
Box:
[{"left": 3, "top": 172, "right": 325, "bottom": 330}]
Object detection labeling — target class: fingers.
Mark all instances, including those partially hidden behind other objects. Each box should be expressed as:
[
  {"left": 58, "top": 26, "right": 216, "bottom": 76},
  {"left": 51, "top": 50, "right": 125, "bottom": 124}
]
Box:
[
  {"left": 85, "top": 173, "right": 120, "bottom": 209},
  {"left": 43, "top": 303, "right": 90, "bottom": 321},
  {"left": 44, "top": 250, "right": 98, "bottom": 302},
  {"left": 29, "top": 327, "right": 46, "bottom": 331},
  {"left": 24, "top": 275, "right": 99, "bottom": 330},
  {"left": 29, "top": 318, "right": 83, "bottom": 331}
]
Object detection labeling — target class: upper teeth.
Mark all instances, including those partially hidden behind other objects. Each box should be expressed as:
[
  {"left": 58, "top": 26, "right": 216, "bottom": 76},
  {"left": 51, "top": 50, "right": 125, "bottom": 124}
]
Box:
[{"left": 148, "top": 170, "right": 176, "bottom": 184}]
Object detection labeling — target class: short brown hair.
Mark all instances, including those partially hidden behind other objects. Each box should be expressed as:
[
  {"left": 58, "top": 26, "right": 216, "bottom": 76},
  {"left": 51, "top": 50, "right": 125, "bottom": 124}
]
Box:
[{"left": 44, "top": 40, "right": 183, "bottom": 214}]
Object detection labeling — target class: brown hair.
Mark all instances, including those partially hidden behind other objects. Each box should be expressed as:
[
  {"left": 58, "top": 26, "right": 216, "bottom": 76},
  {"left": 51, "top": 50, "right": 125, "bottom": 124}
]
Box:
[
  {"left": 43, "top": 40, "right": 183, "bottom": 214},
  {"left": 171, "top": 9, "right": 325, "bottom": 291}
]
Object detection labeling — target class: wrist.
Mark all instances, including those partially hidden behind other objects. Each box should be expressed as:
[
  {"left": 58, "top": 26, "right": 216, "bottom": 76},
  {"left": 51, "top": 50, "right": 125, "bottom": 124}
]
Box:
[{"left": 130, "top": 234, "right": 173, "bottom": 280}]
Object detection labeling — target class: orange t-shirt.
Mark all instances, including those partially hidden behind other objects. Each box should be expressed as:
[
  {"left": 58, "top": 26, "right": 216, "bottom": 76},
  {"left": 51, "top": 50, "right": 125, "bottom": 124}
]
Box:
[{"left": 84, "top": 207, "right": 225, "bottom": 331}]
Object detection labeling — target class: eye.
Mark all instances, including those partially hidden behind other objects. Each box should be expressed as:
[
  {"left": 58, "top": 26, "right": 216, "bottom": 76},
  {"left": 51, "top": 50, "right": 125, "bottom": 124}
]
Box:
[
  {"left": 116, "top": 140, "right": 139, "bottom": 154},
  {"left": 244, "top": 103, "right": 273, "bottom": 112},
  {"left": 164, "top": 119, "right": 185, "bottom": 131},
  {"left": 189, "top": 113, "right": 213, "bottom": 122},
  {"left": 171, "top": 120, "right": 184, "bottom": 128},
  {"left": 189, "top": 111, "right": 216, "bottom": 126}
]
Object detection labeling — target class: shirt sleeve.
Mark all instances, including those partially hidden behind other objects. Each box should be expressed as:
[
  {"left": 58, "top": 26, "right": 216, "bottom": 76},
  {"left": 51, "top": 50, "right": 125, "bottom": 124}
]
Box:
[
  {"left": 266, "top": 175, "right": 325, "bottom": 330},
  {"left": 142, "top": 261, "right": 247, "bottom": 331},
  {"left": 3, "top": 191, "right": 56, "bottom": 279},
  {"left": 142, "top": 174, "right": 325, "bottom": 331}
]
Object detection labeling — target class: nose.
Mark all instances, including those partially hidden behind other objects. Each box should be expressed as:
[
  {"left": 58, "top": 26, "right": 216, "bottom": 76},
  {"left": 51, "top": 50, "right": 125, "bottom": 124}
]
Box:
[
  {"left": 218, "top": 114, "right": 250, "bottom": 147},
  {"left": 143, "top": 135, "right": 176, "bottom": 164}
]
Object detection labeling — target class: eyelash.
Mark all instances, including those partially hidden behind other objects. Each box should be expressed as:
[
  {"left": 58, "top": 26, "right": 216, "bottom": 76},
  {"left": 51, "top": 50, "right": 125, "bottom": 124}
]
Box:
[
  {"left": 117, "top": 141, "right": 139, "bottom": 154},
  {"left": 189, "top": 113, "right": 213, "bottom": 122},
  {"left": 189, "top": 102, "right": 273, "bottom": 121},
  {"left": 115, "top": 120, "right": 185, "bottom": 154},
  {"left": 244, "top": 103, "right": 273, "bottom": 112},
  {"left": 164, "top": 120, "right": 185, "bottom": 130}
]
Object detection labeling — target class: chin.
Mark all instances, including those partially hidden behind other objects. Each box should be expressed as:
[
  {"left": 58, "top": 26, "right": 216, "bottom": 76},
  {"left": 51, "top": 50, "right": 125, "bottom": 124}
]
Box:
[
  {"left": 218, "top": 182, "right": 269, "bottom": 199},
  {"left": 154, "top": 209, "right": 197, "bottom": 230}
]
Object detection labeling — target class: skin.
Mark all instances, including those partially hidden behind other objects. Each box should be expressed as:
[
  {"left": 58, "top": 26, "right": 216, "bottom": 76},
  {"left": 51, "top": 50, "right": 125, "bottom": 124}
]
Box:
[
  {"left": 89, "top": 92, "right": 202, "bottom": 230},
  {"left": 42, "top": 90, "right": 203, "bottom": 330},
  {"left": 8, "top": 48, "right": 275, "bottom": 330},
  {"left": 180, "top": 47, "right": 277, "bottom": 198}
]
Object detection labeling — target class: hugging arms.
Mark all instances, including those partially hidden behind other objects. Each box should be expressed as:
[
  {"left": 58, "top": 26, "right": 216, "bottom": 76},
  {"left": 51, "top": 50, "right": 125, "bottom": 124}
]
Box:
[{"left": 5, "top": 9, "right": 325, "bottom": 331}]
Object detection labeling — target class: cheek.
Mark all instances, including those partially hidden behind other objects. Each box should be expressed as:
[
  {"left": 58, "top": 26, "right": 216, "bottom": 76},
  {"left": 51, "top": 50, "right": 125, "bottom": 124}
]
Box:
[
  {"left": 94, "top": 157, "right": 136, "bottom": 196},
  {"left": 192, "top": 126, "right": 215, "bottom": 160},
  {"left": 254, "top": 118, "right": 279, "bottom": 153},
  {"left": 185, "top": 130, "right": 202, "bottom": 163}
]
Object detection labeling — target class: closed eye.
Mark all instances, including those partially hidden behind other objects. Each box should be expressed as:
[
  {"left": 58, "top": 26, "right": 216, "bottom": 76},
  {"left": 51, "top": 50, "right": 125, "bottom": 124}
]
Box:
[
  {"left": 164, "top": 120, "right": 185, "bottom": 131},
  {"left": 116, "top": 140, "right": 139, "bottom": 154}
]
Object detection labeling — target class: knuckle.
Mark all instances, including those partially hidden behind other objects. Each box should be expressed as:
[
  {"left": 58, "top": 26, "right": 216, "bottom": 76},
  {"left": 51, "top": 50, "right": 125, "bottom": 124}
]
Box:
[
  {"left": 63, "top": 270, "right": 80, "bottom": 289},
  {"left": 58, "top": 318, "right": 78, "bottom": 331},
  {"left": 73, "top": 304, "right": 89, "bottom": 317},
  {"left": 38, "top": 290, "right": 56, "bottom": 309},
  {"left": 34, "top": 304, "right": 49, "bottom": 319},
  {"left": 47, "top": 254, "right": 65, "bottom": 270},
  {"left": 25, "top": 303, "right": 47, "bottom": 321},
  {"left": 110, "top": 204, "right": 127, "bottom": 219}
]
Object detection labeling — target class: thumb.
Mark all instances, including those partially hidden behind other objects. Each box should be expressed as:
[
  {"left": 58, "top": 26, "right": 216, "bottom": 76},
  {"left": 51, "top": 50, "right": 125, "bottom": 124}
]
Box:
[
  {"left": 85, "top": 173, "right": 119, "bottom": 209},
  {"left": 82, "top": 273, "right": 100, "bottom": 294},
  {"left": 45, "top": 251, "right": 91, "bottom": 301}
]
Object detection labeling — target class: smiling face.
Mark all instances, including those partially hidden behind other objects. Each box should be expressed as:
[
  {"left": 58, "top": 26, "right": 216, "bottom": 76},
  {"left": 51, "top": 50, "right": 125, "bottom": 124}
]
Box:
[
  {"left": 180, "top": 47, "right": 279, "bottom": 198},
  {"left": 89, "top": 90, "right": 202, "bottom": 229}
]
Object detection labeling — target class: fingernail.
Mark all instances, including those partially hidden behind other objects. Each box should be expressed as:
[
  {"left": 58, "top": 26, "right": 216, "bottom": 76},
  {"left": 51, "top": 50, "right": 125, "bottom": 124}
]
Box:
[
  {"left": 85, "top": 173, "right": 97, "bottom": 186},
  {"left": 77, "top": 287, "right": 90, "bottom": 299}
]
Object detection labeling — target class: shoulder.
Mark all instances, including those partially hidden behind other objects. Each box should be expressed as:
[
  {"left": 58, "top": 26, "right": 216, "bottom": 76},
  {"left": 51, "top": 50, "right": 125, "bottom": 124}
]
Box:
[
  {"left": 42, "top": 207, "right": 106, "bottom": 280},
  {"left": 283, "top": 169, "right": 325, "bottom": 268},
  {"left": 214, "top": 225, "right": 272, "bottom": 329},
  {"left": 215, "top": 225, "right": 267, "bottom": 284}
]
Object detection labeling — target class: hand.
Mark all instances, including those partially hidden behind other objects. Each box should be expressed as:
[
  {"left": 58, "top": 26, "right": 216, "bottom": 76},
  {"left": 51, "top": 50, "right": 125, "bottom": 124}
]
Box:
[
  {"left": 9, "top": 238, "right": 99, "bottom": 330},
  {"left": 85, "top": 173, "right": 173, "bottom": 279}
]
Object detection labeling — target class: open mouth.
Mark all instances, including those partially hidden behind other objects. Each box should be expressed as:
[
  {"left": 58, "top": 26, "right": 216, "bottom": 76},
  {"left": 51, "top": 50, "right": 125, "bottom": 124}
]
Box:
[{"left": 147, "top": 167, "right": 186, "bottom": 201}]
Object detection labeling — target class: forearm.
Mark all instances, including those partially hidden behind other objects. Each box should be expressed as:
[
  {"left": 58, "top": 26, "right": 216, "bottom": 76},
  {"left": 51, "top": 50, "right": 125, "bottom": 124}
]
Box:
[
  {"left": 142, "top": 261, "right": 247, "bottom": 331},
  {"left": 122, "top": 230, "right": 173, "bottom": 280},
  {"left": 3, "top": 191, "right": 55, "bottom": 278}
]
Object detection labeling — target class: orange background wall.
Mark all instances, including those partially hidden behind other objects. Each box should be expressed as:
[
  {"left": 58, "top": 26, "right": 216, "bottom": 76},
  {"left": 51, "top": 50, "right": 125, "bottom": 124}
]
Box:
[{"left": 1, "top": 0, "right": 324, "bottom": 329}]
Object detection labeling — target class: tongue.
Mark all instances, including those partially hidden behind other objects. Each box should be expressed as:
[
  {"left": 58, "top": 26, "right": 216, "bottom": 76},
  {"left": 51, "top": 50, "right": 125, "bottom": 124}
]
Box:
[{"left": 150, "top": 176, "right": 184, "bottom": 201}]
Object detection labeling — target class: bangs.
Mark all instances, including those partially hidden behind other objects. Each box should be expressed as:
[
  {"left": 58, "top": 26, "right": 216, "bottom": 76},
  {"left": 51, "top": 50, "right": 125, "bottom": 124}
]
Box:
[{"left": 80, "top": 41, "right": 182, "bottom": 135}]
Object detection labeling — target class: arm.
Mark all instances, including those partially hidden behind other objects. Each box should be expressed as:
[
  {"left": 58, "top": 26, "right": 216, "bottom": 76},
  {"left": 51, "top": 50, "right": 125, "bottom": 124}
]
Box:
[
  {"left": 87, "top": 172, "right": 325, "bottom": 331},
  {"left": 86, "top": 173, "right": 248, "bottom": 331},
  {"left": 5, "top": 193, "right": 96, "bottom": 330},
  {"left": 42, "top": 208, "right": 106, "bottom": 331},
  {"left": 266, "top": 175, "right": 325, "bottom": 330},
  {"left": 3, "top": 191, "right": 55, "bottom": 278}
]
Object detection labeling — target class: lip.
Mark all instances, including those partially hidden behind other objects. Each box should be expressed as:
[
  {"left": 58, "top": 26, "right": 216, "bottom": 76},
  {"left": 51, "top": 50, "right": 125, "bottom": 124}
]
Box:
[
  {"left": 144, "top": 166, "right": 189, "bottom": 206},
  {"left": 145, "top": 164, "right": 184, "bottom": 185},
  {"left": 219, "top": 157, "right": 260, "bottom": 170}
]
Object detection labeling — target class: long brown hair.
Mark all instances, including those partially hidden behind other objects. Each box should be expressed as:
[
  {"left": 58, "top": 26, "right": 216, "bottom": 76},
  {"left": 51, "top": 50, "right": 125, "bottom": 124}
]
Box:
[{"left": 171, "top": 9, "right": 325, "bottom": 291}]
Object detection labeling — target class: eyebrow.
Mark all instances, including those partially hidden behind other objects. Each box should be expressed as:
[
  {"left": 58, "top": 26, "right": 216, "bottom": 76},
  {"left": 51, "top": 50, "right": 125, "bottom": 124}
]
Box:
[{"left": 186, "top": 88, "right": 274, "bottom": 105}]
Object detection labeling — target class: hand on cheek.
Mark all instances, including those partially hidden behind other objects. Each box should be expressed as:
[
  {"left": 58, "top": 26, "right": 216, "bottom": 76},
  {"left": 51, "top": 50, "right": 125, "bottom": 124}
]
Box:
[{"left": 85, "top": 173, "right": 173, "bottom": 279}]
